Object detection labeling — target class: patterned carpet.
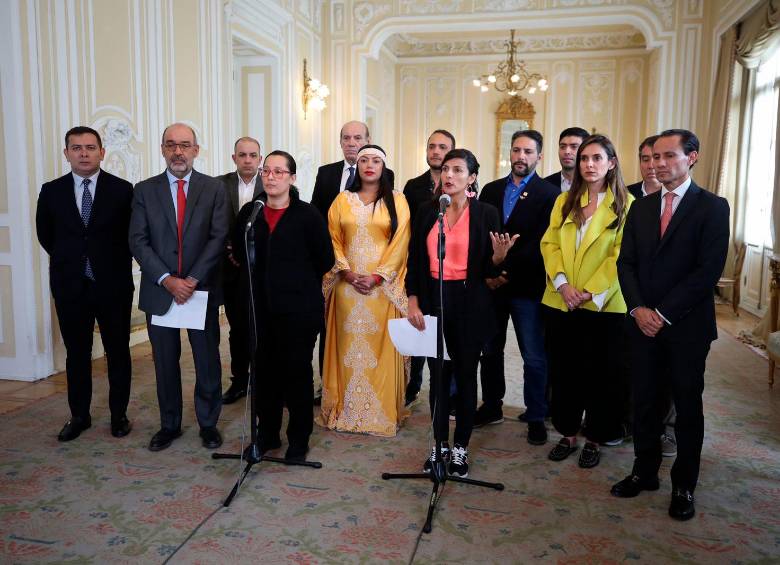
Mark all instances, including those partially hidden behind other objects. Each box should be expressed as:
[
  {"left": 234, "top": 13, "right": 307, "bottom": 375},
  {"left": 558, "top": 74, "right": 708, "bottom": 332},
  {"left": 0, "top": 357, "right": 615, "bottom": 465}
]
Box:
[{"left": 0, "top": 326, "right": 778, "bottom": 564}]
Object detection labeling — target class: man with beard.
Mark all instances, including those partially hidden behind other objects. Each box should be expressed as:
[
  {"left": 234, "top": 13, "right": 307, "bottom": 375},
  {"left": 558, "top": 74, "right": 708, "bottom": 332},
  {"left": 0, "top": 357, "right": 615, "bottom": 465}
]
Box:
[
  {"left": 402, "top": 129, "right": 456, "bottom": 405},
  {"left": 477, "top": 130, "right": 559, "bottom": 445},
  {"left": 545, "top": 127, "right": 589, "bottom": 192}
]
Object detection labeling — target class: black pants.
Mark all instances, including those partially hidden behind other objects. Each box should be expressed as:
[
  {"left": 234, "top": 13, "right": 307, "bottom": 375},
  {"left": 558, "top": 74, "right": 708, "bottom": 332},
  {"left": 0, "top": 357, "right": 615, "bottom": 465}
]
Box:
[
  {"left": 429, "top": 280, "right": 482, "bottom": 447},
  {"left": 54, "top": 279, "right": 132, "bottom": 421},
  {"left": 629, "top": 326, "right": 710, "bottom": 491},
  {"left": 223, "top": 275, "right": 250, "bottom": 389},
  {"left": 257, "top": 312, "right": 320, "bottom": 449},
  {"left": 406, "top": 356, "right": 426, "bottom": 397},
  {"left": 545, "top": 307, "right": 625, "bottom": 443},
  {"left": 146, "top": 305, "right": 222, "bottom": 431}
]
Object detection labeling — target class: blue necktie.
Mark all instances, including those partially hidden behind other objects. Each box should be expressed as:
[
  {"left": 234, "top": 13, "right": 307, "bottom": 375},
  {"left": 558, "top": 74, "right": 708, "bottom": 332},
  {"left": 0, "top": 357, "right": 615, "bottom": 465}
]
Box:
[
  {"left": 345, "top": 166, "right": 355, "bottom": 189},
  {"left": 81, "top": 178, "right": 95, "bottom": 280}
]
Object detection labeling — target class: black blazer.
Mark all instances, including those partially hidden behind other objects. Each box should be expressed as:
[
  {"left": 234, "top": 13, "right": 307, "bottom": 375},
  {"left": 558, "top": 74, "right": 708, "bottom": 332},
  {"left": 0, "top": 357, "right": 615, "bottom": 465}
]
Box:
[
  {"left": 617, "top": 181, "right": 730, "bottom": 343},
  {"left": 234, "top": 194, "right": 334, "bottom": 319},
  {"left": 406, "top": 199, "right": 501, "bottom": 345},
  {"left": 310, "top": 160, "right": 395, "bottom": 219},
  {"left": 544, "top": 171, "right": 563, "bottom": 190},
  {"left": 627, "top": 181, "right": 644, "bottom": 200},
  {"left": 36, "top": 170, "right": 134, "bottom": 301},
  {"left": 217, "top": 172, "right": 264, "bottom": 284},
  {"left": 479, "top": 173, "right": 559, "bottom": 300},
  {"left": 403, "top": 170, "right": 435, "bottom": 226}
]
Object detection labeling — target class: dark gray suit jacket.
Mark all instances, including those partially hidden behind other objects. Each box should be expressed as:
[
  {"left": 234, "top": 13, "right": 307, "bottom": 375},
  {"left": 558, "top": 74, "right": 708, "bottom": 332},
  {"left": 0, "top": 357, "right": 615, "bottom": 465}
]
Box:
[{"left": 129, "top": 170, "right": 229, "bottom": 315}]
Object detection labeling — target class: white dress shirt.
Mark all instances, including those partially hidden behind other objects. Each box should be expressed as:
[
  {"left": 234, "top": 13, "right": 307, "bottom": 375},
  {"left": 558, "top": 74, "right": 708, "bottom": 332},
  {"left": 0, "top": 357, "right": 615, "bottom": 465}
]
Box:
[
  {"left": 72, "top": 170, "right": 100, "bottom": 214},
  {"left": 237, "top": 173, "right": 258, "bottom": 210},
  {"left": 560, "top": 174, "right": 572, "bottom": 193},
  {"left": 339, "top": 161, "right": 356, "bottom": 193}
]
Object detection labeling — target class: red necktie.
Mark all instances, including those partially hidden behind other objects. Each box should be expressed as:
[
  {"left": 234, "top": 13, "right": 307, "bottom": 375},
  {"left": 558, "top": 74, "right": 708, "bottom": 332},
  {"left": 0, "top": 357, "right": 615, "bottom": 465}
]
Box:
[
  {"left": 176, "top": 179, "right": 186, "bottom": 275},
  {"left": 659, "top": 191, "right": 675, "bottom": 237}
]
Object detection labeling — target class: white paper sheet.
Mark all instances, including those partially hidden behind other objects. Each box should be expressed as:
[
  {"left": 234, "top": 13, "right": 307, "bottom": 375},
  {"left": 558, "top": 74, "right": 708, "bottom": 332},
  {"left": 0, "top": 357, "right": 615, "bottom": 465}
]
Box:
[
  {"left": 151, "top": 290, "right": 209, "bottom": 330},
  {"left": 388, "top": 315, "right": 450, "bottom": 360}
]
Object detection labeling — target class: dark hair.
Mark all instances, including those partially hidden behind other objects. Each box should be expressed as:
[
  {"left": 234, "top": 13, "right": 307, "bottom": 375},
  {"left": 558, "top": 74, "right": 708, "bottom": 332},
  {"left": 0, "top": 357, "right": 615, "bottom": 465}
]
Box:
[
  {"left": 234, "top": 136, "right": 261, "bottom": 153},
  {"left": 558, "top": 127, "right": 590, "bottom": 143},
  {"left": 657, "top": 129, "right": 699, "bottom": 168},
  {"left": 511, "top": 129, "right": 543, "bottom": 153},
  {"left": 433, "top": 148, "right": 481, "bottom": 200},
  {"left": 265, "top": 150, "right": 296, "bottom": 174},
  {"left": 429, "top": 129, "right": 456, "bottom": 148},
  {"left": 638, "top": 135, "right": 659, "bottom": 155},
  {"left": 349, "top": 144, "right": 397, "bottom": 241},
  {"left": 65, "top": 126, "right": 102, "bottom": 148},
  {"left": 561, "top": 134, "right": 629, "bottom": 230}
]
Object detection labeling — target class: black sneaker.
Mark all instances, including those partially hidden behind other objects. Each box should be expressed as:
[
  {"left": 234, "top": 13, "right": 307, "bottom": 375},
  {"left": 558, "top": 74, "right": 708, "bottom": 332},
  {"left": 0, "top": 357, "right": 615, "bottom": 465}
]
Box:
[
  {"left": 473, "top": 405, "right": 504, "bottom": 428},
  {"left": 527, "top": 421, "right": 548, "bottom": 445},
  {"left": 448, "top": 444, "right": 469, "bottom": 478},
  {"left": 423, "top": 443, "right": 450, "bottom": 473}
]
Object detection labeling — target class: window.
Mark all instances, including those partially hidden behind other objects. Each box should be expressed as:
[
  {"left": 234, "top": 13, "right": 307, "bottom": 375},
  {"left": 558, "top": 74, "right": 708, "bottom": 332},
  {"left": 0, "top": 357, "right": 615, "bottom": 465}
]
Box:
[{"left": 744, "top": 47, "right": 780, "bottom": 247}]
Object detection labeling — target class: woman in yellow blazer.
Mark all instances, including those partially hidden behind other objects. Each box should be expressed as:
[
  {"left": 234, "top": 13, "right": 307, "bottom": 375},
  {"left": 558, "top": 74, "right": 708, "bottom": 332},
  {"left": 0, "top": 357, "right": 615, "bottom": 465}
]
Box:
[{"left": 540, "top": 134, "right": 634, "bottom": 469}]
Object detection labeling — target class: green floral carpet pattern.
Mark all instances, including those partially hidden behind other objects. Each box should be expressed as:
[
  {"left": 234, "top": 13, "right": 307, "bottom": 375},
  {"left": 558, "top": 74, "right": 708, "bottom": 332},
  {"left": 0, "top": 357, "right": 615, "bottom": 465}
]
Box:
[{"left": 0, "top": 328, "right": 778, "bottom": 564}]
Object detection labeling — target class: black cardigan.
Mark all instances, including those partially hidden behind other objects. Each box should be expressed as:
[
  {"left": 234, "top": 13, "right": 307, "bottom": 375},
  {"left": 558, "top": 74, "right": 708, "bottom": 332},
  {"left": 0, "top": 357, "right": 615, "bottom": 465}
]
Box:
[
  {"left": 233, "top": 195, "right": 335, "bottom": 318},
  {"left": 405, "top": 198, "right": 501, "bottom": 345}
]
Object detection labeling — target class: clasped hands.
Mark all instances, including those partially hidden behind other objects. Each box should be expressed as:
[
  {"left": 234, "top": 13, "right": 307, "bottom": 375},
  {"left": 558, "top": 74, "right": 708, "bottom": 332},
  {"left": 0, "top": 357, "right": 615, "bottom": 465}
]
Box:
[
  {"left": 342, "top": 270, "right": 379, "bottom": 295},
  {"left": 163, "top": 275, "right": 198, "bottom": 305},
  {"left": 558, "top": 283, "right": 592, "bottom": 310},
  {"left": 633, "top": 306, "right": 665, "bottom": 338}
]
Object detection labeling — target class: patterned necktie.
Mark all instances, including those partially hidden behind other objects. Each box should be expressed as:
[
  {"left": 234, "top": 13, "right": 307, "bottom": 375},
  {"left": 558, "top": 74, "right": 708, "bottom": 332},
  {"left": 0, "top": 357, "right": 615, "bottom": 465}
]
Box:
[
  {"left": 81, "top": 178, "right": 95, "bottom": 280},
  {"left": 176, "top": 179, "right": 187, "bottom": 275},
  {"left": 345, "top": 166, "right": 355, "bottom": 189},
  {"left": 659, "top": 191, "right": 676, "bottom": 237}
]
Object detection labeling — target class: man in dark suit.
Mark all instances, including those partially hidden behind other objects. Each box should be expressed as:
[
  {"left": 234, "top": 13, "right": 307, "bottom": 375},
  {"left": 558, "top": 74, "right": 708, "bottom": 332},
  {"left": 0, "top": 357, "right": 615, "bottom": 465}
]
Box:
[
  {"left": 216, "top": 136, "right": 264, "bottom": 405},
  {"left": 129, "top": 123, "right": 229, "bottom": 452},
  {"left": 544, "top": 127, "right": 589, "bottom": 192},
  {"left": 478, "top": 130, "right": 559, "bottom": 445},
  {"left": 402, "top": 128, "right": 455, "bottom": 405},
  {"left": 612, "top": 129, "right": 730, "bottom": 521},
  {"left": 626, "top": 135, "right": 662, "bottom": 200},
  {"left": 36, "top": 126, "right": 134, "bottom": 441}
]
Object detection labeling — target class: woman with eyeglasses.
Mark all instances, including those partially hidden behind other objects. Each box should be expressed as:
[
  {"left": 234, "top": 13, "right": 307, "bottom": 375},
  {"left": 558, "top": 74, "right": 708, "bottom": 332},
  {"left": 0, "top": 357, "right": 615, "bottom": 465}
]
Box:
[
  {"left": 406, "top": 148, "right": 516, "bottom": 477},
  {"left": 233, "top": 150, "right": 334, "bottom": 461},
  {"left": 540, "top": 134, "right": 633, "bottom": 469},
  {"left": 317, "top": 144, "right": 411, "bottom": 436}
]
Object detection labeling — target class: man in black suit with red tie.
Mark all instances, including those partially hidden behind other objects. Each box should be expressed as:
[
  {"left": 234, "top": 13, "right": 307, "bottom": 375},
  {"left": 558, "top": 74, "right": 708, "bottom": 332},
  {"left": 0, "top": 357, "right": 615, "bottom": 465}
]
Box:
[
  {"left": 129, "top": 123, "right": 228, "bottom": 452},
  {"left": 36, "top": 126, "right": 134, "bottom": 441},
  {"left": 612, "top": 129, "right": 730, "bottom": 521},
  {"left": 217, "top": 137, "right": 264, "bottom": 405}
]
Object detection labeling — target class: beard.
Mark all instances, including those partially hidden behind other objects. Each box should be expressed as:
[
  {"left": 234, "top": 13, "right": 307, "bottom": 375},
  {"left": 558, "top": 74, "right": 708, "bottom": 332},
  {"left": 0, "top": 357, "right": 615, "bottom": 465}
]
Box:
[{"left": 512, "top": 161, "right": 532, "bottom": 177}]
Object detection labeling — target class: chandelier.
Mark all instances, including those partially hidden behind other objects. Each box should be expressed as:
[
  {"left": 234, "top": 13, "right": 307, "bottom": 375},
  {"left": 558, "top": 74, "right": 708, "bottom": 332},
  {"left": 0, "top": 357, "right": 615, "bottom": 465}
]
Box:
[{"left": 473, "top": 30, "right": 548, "bottom": 96}]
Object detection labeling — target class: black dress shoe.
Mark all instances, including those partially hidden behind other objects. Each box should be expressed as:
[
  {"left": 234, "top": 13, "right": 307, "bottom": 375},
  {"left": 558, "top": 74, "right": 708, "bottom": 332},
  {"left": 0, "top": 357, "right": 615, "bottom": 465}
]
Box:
[
  {"left": 610, "top": 474, "right": 660, "bottom": 498},
  {"left": 222, "top": 383, "right": 247, "bottom": 405},
  {"left": 285, "top": 444, "right": 309, "bottom": 462},
  {"left": 548, "top": 438, "right": 578, "bottom": 461},
  {"left": 111, "top": 416, "right": 132, "bottom": 438},
  {"left": 669, "top": 488, "right": 695, "bottom": 521},
  {"left": 58, "top": 416, "right": 92, "bottom": 442},
  {"left": 578, "top": 442, "right": 601, "bottom": 468},
  {"left": 149, "top": 428, "right": 182, "bottom": 452},
  {"left": 199, "top": 427, "right": 223, "bottom": 449}
]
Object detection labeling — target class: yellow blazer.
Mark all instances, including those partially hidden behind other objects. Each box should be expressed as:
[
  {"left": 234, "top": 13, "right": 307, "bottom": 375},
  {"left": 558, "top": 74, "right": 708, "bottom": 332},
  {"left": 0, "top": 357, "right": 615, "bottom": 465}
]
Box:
[{"left": 540, "top": 187, "right": 634, "bottom": 313}]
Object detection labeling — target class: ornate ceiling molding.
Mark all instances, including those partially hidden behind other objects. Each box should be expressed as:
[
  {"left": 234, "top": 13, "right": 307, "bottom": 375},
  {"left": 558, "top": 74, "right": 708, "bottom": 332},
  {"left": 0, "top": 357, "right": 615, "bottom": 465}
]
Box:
[{"left": 386, "top": 30, "right": 646, "bottom": 58}]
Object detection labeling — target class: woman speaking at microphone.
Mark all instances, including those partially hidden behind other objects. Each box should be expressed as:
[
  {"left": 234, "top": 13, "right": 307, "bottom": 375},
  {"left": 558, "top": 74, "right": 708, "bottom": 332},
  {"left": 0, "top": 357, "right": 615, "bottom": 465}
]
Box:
[
  {"left": 233, "top": 150, "right": 334, "bottom": 461},
  {"left": 406, "top": 148, "right": 517, "bottom": 477}
]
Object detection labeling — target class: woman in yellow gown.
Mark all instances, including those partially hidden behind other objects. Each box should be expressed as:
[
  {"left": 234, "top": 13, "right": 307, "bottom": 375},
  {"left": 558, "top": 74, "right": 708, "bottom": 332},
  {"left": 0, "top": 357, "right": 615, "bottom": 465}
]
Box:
[{"left": 317, "top": 145, "right": 411, "bottom": 436}]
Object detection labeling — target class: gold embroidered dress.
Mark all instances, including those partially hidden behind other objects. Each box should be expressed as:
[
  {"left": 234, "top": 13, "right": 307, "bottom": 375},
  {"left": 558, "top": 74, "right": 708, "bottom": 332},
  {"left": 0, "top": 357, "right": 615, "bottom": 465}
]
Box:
[{"left": 317, "top": 190, "right": 411, "bottom": 436}]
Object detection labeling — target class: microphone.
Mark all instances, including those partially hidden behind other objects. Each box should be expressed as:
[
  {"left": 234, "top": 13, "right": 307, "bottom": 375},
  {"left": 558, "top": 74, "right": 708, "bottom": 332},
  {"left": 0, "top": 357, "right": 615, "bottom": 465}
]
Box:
[
  {"left": 245, "top": 199, "right": 265, "bottom": 231},
  {"left": 438, "top": 194, "right": 451, "bottom": 214}
]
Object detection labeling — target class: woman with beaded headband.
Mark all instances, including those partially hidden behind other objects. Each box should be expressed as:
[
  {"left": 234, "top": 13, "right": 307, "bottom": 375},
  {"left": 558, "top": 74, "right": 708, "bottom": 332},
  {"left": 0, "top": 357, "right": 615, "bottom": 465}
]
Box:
[{"left": 317, "top": 145, "right": 412, "bottom": 436}]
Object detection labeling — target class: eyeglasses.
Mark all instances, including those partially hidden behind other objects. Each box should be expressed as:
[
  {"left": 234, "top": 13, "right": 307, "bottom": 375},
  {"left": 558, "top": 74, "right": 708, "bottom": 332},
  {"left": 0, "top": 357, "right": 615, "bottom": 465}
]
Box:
[
  {"left": 163, "top": 142, "right": 195, "bottom": 151},
  {"left": 260, "top": 168, "right": 291, "bottom": 177}
]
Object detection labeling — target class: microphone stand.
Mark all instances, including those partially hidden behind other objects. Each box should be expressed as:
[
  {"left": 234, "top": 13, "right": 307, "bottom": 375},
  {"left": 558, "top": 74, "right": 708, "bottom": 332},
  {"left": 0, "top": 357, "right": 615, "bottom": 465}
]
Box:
[
  {"left": 381, "top": 202, "right": 503, "bottom": 533},
  {"left": 213, "top": 202, "right": 321, "bottom": 507}
]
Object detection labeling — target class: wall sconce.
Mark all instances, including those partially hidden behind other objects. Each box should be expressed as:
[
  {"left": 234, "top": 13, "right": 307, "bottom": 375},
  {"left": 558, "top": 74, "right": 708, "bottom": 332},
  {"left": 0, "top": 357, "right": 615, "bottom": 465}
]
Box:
[{"left": 302, "top": 58, "right": 329, "bottom": 119}]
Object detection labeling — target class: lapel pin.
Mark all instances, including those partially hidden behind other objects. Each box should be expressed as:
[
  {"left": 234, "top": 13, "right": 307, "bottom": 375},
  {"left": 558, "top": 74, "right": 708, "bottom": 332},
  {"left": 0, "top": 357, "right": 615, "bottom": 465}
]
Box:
[{"left": 520, "top": 191, "right": 528, "bottom": 199}]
